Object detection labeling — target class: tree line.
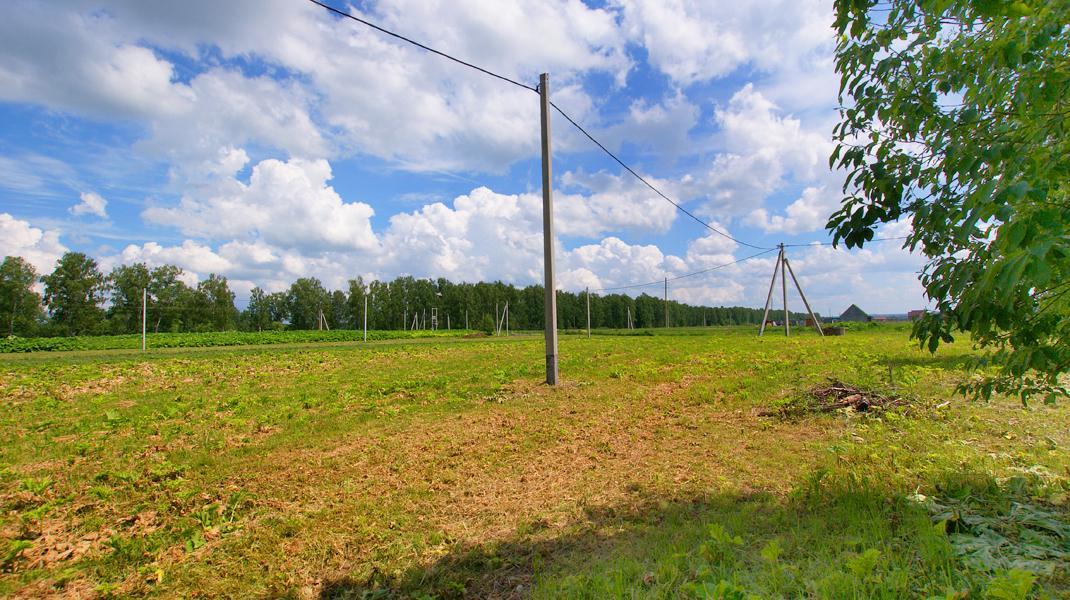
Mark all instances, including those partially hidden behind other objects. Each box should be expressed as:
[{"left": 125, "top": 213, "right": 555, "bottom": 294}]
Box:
[{"left": 1, "top": 252, "right": 807, "bottom": 337}]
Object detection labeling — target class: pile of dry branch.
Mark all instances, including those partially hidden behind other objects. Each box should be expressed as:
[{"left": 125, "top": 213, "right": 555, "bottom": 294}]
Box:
[
  {"left": 760, "top": 379, "right": 904, "bottom": 417},
  {"left": 810, "top": 379, "right": 904, "bottom": 412}
]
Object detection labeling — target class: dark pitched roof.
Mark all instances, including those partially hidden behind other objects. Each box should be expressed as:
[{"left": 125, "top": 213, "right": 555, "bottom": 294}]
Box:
[{"left": 839, "top": 304, "right": 870, "bottom": 321}]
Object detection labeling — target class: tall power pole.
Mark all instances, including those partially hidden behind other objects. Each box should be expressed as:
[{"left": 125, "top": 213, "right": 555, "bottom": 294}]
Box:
[{"left": 540, "top": 73, "right": 559, "bottom": 385}]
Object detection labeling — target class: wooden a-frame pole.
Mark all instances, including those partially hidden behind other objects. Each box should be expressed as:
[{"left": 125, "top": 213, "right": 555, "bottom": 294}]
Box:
[
  {"left": 781, "top": 243, "right": 789, "bottom": 337},
  {"left": 758, "top": 246, "right": 783, "bottom": 337},
  {"left": 784, "top": 255, "right": 824, "bottom": 336}
]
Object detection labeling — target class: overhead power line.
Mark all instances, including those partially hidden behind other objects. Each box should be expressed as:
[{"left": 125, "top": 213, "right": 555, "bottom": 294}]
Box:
[
  {"left": 593, "top": 247, "right": 778, "bottom": 293},
  {"left": 307, "top": 0, "right": 905, "bottom": 255},
  {"left": 305, "top": 0, "right": 536, "bottom": 92},
  {"left": 548, "top": 100, "right": 772, "bottom": 251},
  {"left": 306, "top": 0, "right": 772, "bottom": 252}
]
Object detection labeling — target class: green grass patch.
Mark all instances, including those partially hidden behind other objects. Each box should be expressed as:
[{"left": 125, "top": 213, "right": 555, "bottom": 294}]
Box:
[{"left": 0, "top": 327, "right": 1066, "bottom": 597}]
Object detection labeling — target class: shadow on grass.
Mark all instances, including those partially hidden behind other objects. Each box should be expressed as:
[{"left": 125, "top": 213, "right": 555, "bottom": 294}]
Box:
[
  {"left": 315, "top": 470, "right": 1066, "bottom": 599},
  {"left": 316, "top": 491, "right": 760, "bottom": 599}
]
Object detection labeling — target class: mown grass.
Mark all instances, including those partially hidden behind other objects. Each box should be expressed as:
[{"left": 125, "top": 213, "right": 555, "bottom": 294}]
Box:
[{"left": 0, "top": 326, "right": 1067, "bottom": 598}]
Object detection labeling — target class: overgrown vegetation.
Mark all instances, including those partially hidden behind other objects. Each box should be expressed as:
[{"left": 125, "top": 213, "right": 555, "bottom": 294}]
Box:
[
  {"left": 830, "top": 0, "right": 1070, "bottom": 402},
  {"left": 0, "top": 328, "right": 467, "bottom": 353},
  {"left": 1, "top": 327, "right": 1066, "bottom": 597}
]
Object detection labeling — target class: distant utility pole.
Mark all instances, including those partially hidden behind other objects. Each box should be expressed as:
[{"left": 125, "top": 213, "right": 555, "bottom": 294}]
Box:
[
  {"left": 759, "top": 245, "right": 783, "bottom": 337},
  {"left": 781, "top": 243, "right": 789, "bottom": 337},
  {"left": 586, "top": 286, "right": 591, "bottom": 338},
  {"left": 141, "top": 288, "right": 147, "bottom": 352},
  {"left": 540, "top": 72, "right": 559, "bottom": 385},
  {"left": 363, "top": 295, "right": 368, "bottom": 342},
  {"left": 759, "top": 244, "right": 823, "bottom": 337},
  {"left": 664, "top": 277, "right": 669, "bottom": 328}
]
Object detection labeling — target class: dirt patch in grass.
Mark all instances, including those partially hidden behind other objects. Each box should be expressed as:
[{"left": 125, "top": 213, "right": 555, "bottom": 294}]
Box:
[
  {"left": 155, "top": 371, "right": 837, "bottom": 597},
  {"left": 10, "top": 517, "right": 112, "bottom": 573}
]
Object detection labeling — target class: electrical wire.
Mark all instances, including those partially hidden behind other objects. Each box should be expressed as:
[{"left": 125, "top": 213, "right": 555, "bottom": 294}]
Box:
[
  {"left": 592, "top": 247, "right": 778, "bottom": 293},
  {"left": 548, "top": 100, "right": 773, "bottom": 251},
  {"left": 306, "top": 0, "right": 536, "bottom": 92},
  {"left": 307, "top": 0, "right": 905, "bottom": 258},
  {"left": 305, "top": 0, "right": 773, "bottom": 252}
]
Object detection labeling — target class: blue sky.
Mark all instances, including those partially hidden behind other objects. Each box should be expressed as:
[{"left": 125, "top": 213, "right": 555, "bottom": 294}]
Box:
[{"left": 0, "top": 0, "right": 928, "bottom": 314}]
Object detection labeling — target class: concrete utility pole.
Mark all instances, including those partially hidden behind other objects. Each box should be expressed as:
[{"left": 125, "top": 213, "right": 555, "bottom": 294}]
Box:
[
  {"left": 664, "top": 277, "right": 669, "bottom": 328},
  {"left": 363, "top": 295, "right": 368, "bottom": 342},
  {"left": 539, "top": 72, "right": 559, "bottom": 385},
  {"left": 781, "top": 243, "right": 790, "bottom": 337},
  {"left": 586, "top": 286, "right": 591, "bottom": 338},
  {"left": 141, "top": 288, "right": 147, "bottom": 352}
]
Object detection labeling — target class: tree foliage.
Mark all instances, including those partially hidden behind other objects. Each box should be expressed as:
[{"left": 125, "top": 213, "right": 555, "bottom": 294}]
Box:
[
  {"left": 41, "top": 252, "right": 106, "bottom": 336},
  {"left": 6, "top": 254, "right": 809, "bottom": 338},
  {"left": 107, "top": 263, "right": 151, "bottom": 334},
  {"left": 829, "top": 0, "right": 1070, "bottom": 402},
  {"left": 0, "top": 256, "right": 41, "bottom": 336}
]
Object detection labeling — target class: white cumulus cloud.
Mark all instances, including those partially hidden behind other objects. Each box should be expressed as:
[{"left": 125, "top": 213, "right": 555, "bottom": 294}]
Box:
[
  {"left": 143, "top": 158, "right": 378, "bottom": 253},
  {"left": 0, "top": 213, "right": 68, "bottom": 274},
  {"left": 70, "top": 191, "right": 108, "bottom": 218}
]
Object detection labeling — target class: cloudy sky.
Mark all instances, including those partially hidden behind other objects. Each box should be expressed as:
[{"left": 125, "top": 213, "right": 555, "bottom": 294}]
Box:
[{"left": 0, "top": 0, "right": 928, "bottom": 314}]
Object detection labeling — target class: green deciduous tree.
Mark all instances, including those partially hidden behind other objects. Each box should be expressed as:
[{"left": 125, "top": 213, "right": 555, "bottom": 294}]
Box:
[
  {"left": 829, "top": 0, "right": 1070, "bottom": 402},
  {"left": 107, "top": 263, "right": 151, "bottom": 334},
  {"left": 243, "top": 287, "right": 273, "bottom": 331},
  {"left": 196, "top": 274, "right": 238, "bottom": 331},
  {"left": 287, "top": 278, "right": 330, "bottom": 330},
  {"left": 41, "top": 252, "right": 106, "bottom": 336},
  {"left": 0, "top": 256, "right": 42, "bottom": 336},
  {"left": 147, "top": 265, "right": 188, "bottom": 333}
]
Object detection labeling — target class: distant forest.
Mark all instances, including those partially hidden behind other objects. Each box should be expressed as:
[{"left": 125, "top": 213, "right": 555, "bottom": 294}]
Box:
[{"left": 1, "top": 252, "right": 810, "bottom": 337}]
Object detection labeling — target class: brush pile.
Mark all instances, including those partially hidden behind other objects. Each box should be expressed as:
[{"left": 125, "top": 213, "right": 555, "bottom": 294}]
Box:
[
  {"left": 760, "top": 379, "right": 904, "bottom": 417},
  {"left": 809, "top": 379, "right": 902, "bottom": 412}
]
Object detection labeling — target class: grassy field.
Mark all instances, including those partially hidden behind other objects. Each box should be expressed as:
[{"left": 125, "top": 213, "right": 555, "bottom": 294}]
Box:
[{"left": 1, "top": 327, "right": 1068, "bottom": 598}]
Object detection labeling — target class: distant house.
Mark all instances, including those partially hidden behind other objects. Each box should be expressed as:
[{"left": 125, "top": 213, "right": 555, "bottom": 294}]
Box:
[
  {"left": 839, "top": 304, "right": 871, "bottom": 322},
  {"left": 907, "top": 309, "right": 927, "bottom": 321}
]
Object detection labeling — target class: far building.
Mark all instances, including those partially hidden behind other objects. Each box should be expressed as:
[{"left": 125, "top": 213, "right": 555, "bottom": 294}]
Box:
[
  {"left": 907, "top": 309, "right": 927, "bottom": 321},
  {"left": 839, "top": 304, "right": 872, "bottom": 322}
]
